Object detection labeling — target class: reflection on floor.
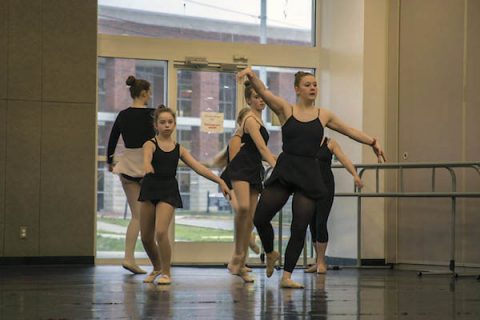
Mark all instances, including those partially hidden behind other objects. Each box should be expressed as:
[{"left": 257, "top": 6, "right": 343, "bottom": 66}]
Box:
[{"left": 1, "top": 265, "right": 479, "bottom": 319}]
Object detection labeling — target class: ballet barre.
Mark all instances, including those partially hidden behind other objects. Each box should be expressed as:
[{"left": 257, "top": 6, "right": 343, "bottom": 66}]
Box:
[{"left": 332, "top": 161, "right": 480, "bottom": 279}]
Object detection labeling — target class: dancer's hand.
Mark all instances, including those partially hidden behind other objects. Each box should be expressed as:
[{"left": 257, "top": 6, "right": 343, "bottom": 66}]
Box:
[
  {"left": 237, "top": 67, "right": 253, "bottom": 81},
  {"left": 219, "top": 180, "right": 231, "bottom": 200},
  {"left": 371, "top": 138, "right": 387, "bottom": 163},
  {"left": 144, "top": 164, "right": 154, "bottom": 174},
  {"left": 354, "top": 175, "right": 364, "bottom": 189}
]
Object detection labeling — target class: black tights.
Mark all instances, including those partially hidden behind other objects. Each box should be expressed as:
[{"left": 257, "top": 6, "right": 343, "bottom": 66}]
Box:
[
  {"left": 253, "top": 182, "right": 316, "bottom": 273},
  {"left": 309, "top": 193, "right": 334, "bottom": 243}
]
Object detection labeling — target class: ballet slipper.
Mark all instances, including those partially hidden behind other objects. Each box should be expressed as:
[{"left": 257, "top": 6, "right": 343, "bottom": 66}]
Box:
[
  {"left": 266, "top": 251, "right": 280, "bottom": 278},
  {"left": 122, "top": 262, "right": 147, "bottom": 274},
  {"left": 156, "top": 275, "right": 171, "bottom": 285},
  {"left": 280, "top": 278, "right": 304, "bottom": 289},
  {"left": 236, "top": 271, "right": 255, "bottom": 283},
  {"left": 316, "top": 263, "right": 327, "bottom": 274},
  {"left": 249, "top": 234, "right": 261, "bottom": 254},
  {"left": 304, "top": 264, "right": 317, "bottom": 273},
  {"left": 241, "top": 266, "right": 253, "bottom": 273},
  {"left": 143, "top": 270, "right": 162, "bottom": 283},
  {"left": 227, "top": 256, "right": 243, "bottom": 275}
]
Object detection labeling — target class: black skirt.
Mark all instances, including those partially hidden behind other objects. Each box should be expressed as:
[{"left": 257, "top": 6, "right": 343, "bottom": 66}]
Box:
[
  {"left": 265, "top": 152, "right": 328, "bottom": 200},
  {"left": 138, "top": 174, "right": 183, "bottom": 208},
  {"left": 221, "top": 150, "right": 264, "bottom": 192}
]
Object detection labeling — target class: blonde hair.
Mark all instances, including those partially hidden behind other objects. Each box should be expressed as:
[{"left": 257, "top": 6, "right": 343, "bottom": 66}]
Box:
[{"left": 211, "top": 109, "right": 250, "bottom": 168}]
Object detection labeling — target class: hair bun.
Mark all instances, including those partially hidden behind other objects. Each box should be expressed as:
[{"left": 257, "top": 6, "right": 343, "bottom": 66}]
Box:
[
  {"left": 157, "top": 104, "right": 167, "bottom": 109},
  {"left": 126, "top": 75, "right": 136, "bottom": 86},
  {"left": 294, "top": 71, "right": 304, "bottom": 77}
]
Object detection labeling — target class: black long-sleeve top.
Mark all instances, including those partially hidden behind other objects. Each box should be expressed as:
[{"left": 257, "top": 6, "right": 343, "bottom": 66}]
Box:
[{"left": 107, "top": 107, "right": 156, "bottom": 164}]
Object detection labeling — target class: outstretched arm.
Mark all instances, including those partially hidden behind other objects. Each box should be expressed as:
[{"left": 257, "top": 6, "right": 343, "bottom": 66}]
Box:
[
  {"left": 180, "top": 146, "right": 230, "bottom": 198},
  {"left": 324, "top": 109, "right": 386, "bottom": 163},
  {"left": 328, "top": 139, "right": 363, "bottom": 189},
  {"left": 237, "top": 67, "right": 292, "bottom": 124}
]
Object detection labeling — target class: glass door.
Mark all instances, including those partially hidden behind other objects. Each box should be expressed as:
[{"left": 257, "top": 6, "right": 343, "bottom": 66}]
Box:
[{"left": 172, "top": 68, "right": 240, "bottom": 263}]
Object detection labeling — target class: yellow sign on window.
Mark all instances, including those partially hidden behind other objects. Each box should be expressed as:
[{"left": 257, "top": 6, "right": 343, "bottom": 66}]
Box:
[{"left": 200, "top": 112, "right": 224, "bottom": 133}]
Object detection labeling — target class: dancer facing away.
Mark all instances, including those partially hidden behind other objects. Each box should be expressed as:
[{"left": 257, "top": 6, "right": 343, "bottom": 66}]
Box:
[
  {"left": 107, "top": 75, "right": 155, "bottom": 274},
  {"left": 237, "top": 67, "right": 386, "bottom": 288},
  {"left": 139, "top": 105, "right": 230, "bottom": 285},
  {"left": 304, "top": 137, "right": 364, "bottom": 274},
  {"left": 219, "top": 81, "right": 276, "bottom": 283}
]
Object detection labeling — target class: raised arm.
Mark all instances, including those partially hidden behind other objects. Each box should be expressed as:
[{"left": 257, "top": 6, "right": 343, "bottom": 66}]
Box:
[
  {"left": 180, "top": 146, "right": 230, "bottom": 198},
  {"left": 237, "top": 67, "right": 292, "bottom": 124},
  {"left": 328, "top": 139, "right": 363, "bottom": 189},
  {"left": 244, "top": 118, "right": 276, "bottom": 168},
  {"left": 323, "top": 108, "right": 386, "bottom": 163}
]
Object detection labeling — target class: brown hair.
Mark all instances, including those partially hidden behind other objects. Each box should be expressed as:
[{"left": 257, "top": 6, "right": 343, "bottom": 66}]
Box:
[
  {"left": 153, "top": 104, "right": 176, "bottom": 124},
  {"left": 244, "top": 80, "right": 255, "bottom": 100},
  {"left": 294, "top": 71, "right": 314, "bottom": 87},
  {"left": 126, "top": 75, "right": 151, "bottom": 99}
]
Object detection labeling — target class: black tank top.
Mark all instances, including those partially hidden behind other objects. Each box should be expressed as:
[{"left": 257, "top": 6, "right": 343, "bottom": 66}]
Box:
[
  {"left": 282, "top": 108, "right": 324, "bottom": 157},
  {"left": 241, "top": 115, "right": 269, "bottom": 158},
  {"left": 149, "top": 139, "right": 180, "bottom": 178}
]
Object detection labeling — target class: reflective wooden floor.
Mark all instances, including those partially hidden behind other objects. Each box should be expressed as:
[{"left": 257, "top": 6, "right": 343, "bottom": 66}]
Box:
[{"left": 1, "top": 265, "right": 479, "bottom": 319}]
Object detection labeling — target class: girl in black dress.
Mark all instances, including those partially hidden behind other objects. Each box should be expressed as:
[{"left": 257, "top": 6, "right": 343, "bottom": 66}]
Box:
[
  {"left": 139, "top": 106, "right": 230, "bottom": 285},
  {"left": 305, "top": 137, "right": 363, "bottom": 274},
  {"left": 237, "top": 67, "right": 386, "bottom": 288},
  {"left": 107, "top": 75, "right": 154, "bottom": 274},
  {"left": 220, "top": 82, "right": 276, "bottom": 283}
]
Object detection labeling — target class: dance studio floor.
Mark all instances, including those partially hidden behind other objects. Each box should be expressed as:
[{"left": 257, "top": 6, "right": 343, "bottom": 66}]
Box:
[{"left": 1, "top": 265, "right": 479, "bottom": 319}]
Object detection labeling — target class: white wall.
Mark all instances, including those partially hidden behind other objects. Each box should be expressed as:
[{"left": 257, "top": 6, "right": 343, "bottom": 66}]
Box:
[{"left": 319, "top": 0, "right": 388, "bottom": 260}]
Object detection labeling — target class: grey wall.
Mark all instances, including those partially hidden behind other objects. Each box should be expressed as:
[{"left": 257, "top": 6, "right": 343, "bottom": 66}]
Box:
[
  {"left": 0, "top": 0, "right": 97, "bottom": 259},
  {"left": 387, "top": 0, "right": 480, "bottom": 266}
]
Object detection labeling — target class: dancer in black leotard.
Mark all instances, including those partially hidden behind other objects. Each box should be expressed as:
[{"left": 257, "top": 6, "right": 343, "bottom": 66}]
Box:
[
  {"left": 305, "top": 137, "right": 363, "bottom": 274},
  {"left": 237, "top": 67, "right": 386, "bottom": 288},
  {"left": 213, "top": 108, "right": 262, "bottom": 263},
  {"left": 139, "top": 106, "right": 230, "bottom": 285},
  {"left": 107, "top": 75, "right": 154, "bottom": 274},
  {"left": 220, "top": 82, "right": 276, "bottom": 283}
]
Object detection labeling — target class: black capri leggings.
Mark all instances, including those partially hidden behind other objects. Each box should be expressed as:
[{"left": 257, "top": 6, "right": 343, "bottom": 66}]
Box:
[{"left": 253, "top": 182, "right": 316, "bottom": 273}]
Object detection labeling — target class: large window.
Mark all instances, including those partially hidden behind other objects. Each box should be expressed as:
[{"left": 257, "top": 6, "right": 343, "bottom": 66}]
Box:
[
  {"left": 96, "top": 57, "right": 167, "bottom": 257},
  {"left": 97, "top": 1, "right": 321, "bottom": 263},
  {"left": 175, "top": 69, "right": 237, "bottom": 243},
  {"left": 98, "top": 0, "right": 315, "bottom": 46}
]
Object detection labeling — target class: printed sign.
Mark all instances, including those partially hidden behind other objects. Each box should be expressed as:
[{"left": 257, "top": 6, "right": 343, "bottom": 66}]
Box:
[{"left": 200, "top": 112, "right": 224, "bottom": 133}]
